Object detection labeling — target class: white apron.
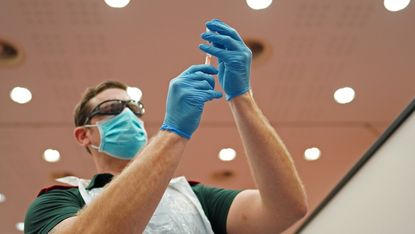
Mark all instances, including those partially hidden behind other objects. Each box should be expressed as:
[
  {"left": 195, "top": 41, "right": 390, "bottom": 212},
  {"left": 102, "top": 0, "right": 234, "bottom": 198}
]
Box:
[{"left": 56, "top": 176, "right": 214, "bottom": 234}]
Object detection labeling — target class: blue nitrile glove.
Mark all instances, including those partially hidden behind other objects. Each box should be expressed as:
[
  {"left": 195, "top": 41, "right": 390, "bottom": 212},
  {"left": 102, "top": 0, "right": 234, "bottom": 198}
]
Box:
[
  {"left": 161, "top": 65, "right": 223, "bottom": 139},
  {"left": 199, "top": 19, "right": 252, "bottom": 101}
]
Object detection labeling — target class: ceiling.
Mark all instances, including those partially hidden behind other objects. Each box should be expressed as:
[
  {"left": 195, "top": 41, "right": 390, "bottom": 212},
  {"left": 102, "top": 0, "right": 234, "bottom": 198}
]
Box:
[{"left": 0, "top": 0, "right": 414, "bottom": 233}]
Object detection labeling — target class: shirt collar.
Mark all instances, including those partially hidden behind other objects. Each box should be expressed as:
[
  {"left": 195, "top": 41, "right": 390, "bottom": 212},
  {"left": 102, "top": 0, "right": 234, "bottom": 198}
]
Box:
[{"left": 86, "top": 173, "right": 114, "bottom": 190}]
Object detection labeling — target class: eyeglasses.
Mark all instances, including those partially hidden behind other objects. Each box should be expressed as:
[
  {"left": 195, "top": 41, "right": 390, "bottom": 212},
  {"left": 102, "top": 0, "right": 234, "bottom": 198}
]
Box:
[{"left": 84, "top": 99, "right": 145, "bottom": 125}]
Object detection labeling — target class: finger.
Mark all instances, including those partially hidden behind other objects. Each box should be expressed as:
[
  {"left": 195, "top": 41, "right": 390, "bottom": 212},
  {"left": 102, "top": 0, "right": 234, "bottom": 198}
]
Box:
[
  {"left": 201, "top": 32, "right": 241, "bottom": 51},
  {"left": 218, "top": 60, "right": 225, "bottom": 79},
  {"left": 185, "top": 72, "right": 215, "bottom": 89},
  {"left": 212, "top": 42, "right": 224, "bottom": 64},
  {"left": 205, "top": 19, "right": 243, "bottom": 42},
  {"left": 199, "top": 44, "right": 229, "bottom": 61},
  {"left": 212, "top": 41, "right": 225, "bottom": 50},
  {"left": 198, "top": 89, "right": 223, "bottom": 102},
  {"left": 181, "top": 64, "right": 218, "bottom": 76},
  {"left": 205, "top": 90, "right": 223, "bottom": 100},
  {"left": 196, "top": 80, "right": 215, "bottom": 90},
  {"left": 208, "top": 40, "right": 225, "bottom": 64}
]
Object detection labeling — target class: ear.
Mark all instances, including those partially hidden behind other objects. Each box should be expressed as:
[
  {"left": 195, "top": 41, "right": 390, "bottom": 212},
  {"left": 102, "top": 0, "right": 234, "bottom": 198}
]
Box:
[{"left": 74, "top": 127, "right": 91, "bottom": 147}]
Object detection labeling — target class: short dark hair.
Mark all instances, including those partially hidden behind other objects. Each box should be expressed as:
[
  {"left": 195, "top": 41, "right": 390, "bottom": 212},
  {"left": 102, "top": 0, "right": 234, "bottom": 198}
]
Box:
[{"left": 74, "top": 80, "right": 127, "bottom": 127}]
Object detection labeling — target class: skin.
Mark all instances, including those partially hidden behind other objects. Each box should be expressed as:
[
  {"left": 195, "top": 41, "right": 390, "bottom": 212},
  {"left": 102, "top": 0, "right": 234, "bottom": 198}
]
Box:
[
  {"left": 50, "top": 88, "right": 308, "bottom": 234},
  {"left": 226, "top": 91, "right": 308, "bottom": 234}
]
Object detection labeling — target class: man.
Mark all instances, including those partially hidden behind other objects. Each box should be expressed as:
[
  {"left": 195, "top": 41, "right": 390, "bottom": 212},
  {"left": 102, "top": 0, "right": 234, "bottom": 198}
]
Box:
[{"left": 24, "top": 19, "right": 308, "bottom": 234}]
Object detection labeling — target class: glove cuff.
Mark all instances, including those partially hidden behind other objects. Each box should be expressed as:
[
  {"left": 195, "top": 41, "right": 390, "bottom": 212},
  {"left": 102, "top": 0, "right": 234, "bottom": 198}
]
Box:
[{"left": 160, "top": 124, "right": 191, "bottom": 139}]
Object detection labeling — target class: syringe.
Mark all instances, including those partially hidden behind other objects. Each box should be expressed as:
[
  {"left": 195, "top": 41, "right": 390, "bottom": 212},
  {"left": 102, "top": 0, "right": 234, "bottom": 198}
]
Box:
[{"left": 204, "top": 28, "right": 212, "bottom": 65}]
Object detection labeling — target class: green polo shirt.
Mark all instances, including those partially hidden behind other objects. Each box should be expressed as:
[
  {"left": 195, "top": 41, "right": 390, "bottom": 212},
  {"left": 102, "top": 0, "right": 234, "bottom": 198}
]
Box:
[{"left": 24, "top": 174, "right": 240, "bottom": 234}]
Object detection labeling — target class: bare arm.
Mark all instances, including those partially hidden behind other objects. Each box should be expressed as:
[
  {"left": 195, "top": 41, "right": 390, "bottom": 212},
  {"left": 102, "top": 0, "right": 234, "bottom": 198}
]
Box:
[
  {"left": 226, "top": 91, "right": 308, "bottom": 234},
  {"left": 53, "top": 131, "right": 187, "bottom": 234}
]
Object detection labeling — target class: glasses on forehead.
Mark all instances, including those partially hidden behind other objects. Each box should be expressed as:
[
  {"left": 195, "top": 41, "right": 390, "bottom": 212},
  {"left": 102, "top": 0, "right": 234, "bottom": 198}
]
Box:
[{"left": 84, "top": 99, "right": 145, "bottom": 125}]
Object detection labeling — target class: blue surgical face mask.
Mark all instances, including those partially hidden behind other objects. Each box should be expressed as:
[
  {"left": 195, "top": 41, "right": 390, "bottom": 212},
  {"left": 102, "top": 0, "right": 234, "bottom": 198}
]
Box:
[{"left": 84, "top": 108, "right": 148, "bottom": 160}]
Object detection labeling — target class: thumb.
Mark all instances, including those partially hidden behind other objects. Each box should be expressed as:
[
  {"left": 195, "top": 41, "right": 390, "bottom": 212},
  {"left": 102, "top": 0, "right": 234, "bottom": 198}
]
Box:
[{"left": 206, "top": 90, "right": 223, "bottom": 100}]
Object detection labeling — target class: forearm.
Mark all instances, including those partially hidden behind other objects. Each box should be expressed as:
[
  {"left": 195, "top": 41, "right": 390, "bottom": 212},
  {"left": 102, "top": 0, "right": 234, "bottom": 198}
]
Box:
[
  {"left": 67, "top": 131, "right": 187, "bottom": 234},
  {"left": 229, "top": 91, "right": 308, "bottom": 217}
]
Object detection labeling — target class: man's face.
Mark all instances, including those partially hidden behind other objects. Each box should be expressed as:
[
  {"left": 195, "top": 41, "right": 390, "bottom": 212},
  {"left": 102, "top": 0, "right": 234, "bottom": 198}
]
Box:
[{"left": 85, "top": 88, "right": 134, "bottom": 150}]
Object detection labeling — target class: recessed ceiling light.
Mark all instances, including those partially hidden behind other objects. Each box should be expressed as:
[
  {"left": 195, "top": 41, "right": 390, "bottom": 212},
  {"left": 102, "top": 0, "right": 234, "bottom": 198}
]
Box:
[
  {"left": 218, "top": 148, "right": 237, "bottom": 161},
  {"left": 10, "top": 87, "right": 32, "bottom": 104},
  {"left": 333, "top": 87, "right": 355, "bottom": 104},
  {"left": 104, "top": 0, "right": 130, "bottom": 8},
  {"left": 16, "top": 222, "right": 24, "bottom": 232},
  {"left": 246, "top": 0, "right": 273, "bottom": 10},
  {"left": 384, "top": 0, "right": 411, "bottom": 12},
  {"left": 127, "top": 86, "right": 143, "bottom": 102},
  {"left": 43, "top": 149, "right": 61, "bottom": 163},
  {"left": 0, "top": 193, "right": 6, "bottom": 203},
  {"left": 304, "top": 147, "right": 321, "bottom": 161}
]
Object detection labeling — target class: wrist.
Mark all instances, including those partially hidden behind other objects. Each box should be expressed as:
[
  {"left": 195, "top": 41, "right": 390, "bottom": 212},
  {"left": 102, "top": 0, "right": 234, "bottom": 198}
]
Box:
[
  {"left": 160, "top": 124, "right": 192, "bottom": 139},
  {"left": 229, "top": 89, "right": 253, "bottom": 104},
  {"left": 228, "top": 90, "right": 256, "bottom": 113}
]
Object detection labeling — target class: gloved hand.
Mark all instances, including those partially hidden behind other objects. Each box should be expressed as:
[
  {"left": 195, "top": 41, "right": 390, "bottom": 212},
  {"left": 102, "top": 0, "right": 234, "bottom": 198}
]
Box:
[
  {"left": 161, "top": 65, "right": 223, "bottom": 139},
  {"left": 199, "top": 19, "right": 252, "bottom": 101}
]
